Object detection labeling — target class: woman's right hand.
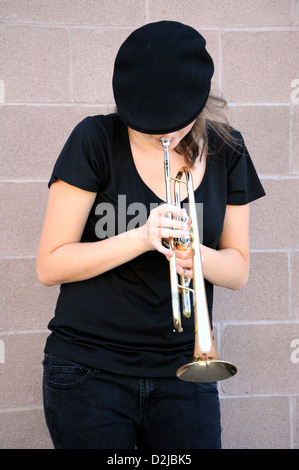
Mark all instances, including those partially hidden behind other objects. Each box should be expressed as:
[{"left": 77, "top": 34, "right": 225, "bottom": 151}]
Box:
[{"left": 140, "top": 203, "right": 189, "bottom": 256}]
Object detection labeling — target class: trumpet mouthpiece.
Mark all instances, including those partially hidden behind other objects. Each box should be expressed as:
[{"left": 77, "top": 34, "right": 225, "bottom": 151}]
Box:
[{"left": 160, "top": 137, "right": 172, "bottom": 149}]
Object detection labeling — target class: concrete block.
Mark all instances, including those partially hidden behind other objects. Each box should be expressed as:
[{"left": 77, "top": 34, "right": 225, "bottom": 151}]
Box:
[
  {"left": 148, "top": 0, "right": 293, "bottom": 27},
  {"left": 222, "top": 31, "right": 299, "bottom": 103},
  {"left": 0, "top": 0, "right": 146, "bottom": 26},
  {"left": 71, "top": 29, "right": 133, "bottom": 103},
  {"left": 0, "top": 333, "right": 47, "bottom": 408},
  {"left": 214, "top": 252, "right": 289, "bottom": 322},
  {"left": 1, "top": 258, "right": 59, "bottom": 331},
  {"left": 0, "top": 409, "right": 53, "bottom": 449},
  {"left": 227, "top": 105, "right": 290, "bottom": 175},
  {"left": 249, "top": 178, "right": 299, "bottom": 250},
  {"left": 293, "top": 106, "right": 299, "bottom": 173},
  {"left": 221, "top": 323, "right": 299, "bottom": 396},
  {"left": 0, "top": 182, "right": 49, "bottom": 257},
  {"left": 0, "top": 26, "right": 70, "bottom": 102},
  {"left": 294, "top": 396, "right": 299, "bottom": 449},
  {"left": 291, "top": 251, "right": 299, "bottom": 320},
  {"left": 221, "top": 396, "right": 290, "bottom": 449},
  {"left": 0, "top": 105, "right": 114, "bottom": 179}
]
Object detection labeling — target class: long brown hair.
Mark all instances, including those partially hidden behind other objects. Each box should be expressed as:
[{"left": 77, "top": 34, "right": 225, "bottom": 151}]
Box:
[{"left": 175, "top": 92, "right": 238, "bottom": 166}]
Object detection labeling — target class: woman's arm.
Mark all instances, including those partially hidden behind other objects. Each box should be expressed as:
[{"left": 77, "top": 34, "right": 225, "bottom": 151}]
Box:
[
  {"left": 201, "top": 204, "right": 250, "bottom": 290},
  {"left": 36, "top": 179, "right": 188, "bottom": 286},
  {"left": 174, "top": 204, "right": 250, "bottom": 290}
]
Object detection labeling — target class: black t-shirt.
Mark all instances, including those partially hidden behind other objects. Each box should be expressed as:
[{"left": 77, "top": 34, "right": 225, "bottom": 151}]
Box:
[{"left": 44, "top": 113, "right": 265, "bottom": 377}]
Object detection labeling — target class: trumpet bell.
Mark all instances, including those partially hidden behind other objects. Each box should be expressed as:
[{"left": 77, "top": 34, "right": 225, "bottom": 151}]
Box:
[{"left": 176, "top": 359, "right": 237, "bottom": 383}]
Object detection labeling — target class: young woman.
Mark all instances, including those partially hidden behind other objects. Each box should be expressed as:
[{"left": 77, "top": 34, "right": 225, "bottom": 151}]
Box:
[{"left": 37, "top": 21, "right": 265, "bottom": 449}]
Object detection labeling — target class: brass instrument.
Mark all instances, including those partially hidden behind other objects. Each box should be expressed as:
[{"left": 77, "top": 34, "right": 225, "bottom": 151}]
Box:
[{"left": 161, "top": 137, "right": 237, "bottom": 383}]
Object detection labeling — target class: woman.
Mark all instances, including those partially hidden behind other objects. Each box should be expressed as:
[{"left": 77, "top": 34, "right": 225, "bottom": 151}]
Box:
[{"left": 37, "top": 21, "right": 265, "bottom": 449}]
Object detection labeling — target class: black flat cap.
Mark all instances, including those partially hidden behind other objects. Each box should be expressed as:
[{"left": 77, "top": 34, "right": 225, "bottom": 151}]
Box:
[{"left": 112, "top": 21, "right": 214, "bottom": 134}]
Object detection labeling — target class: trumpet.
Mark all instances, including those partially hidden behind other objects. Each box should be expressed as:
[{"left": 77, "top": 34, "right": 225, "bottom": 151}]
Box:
[{"left": 160, "top": 137, "right": 237, "bottom": 383}]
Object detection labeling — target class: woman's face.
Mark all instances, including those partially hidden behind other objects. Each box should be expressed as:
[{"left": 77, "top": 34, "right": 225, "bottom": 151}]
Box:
[{"left": 129, "top": 121, "right": 195, "bottom": 152}]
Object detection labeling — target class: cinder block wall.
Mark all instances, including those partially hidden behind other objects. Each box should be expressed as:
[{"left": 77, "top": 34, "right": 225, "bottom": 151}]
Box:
[{"left": 0, "top": 1, "right": 298, "bottom": 449}]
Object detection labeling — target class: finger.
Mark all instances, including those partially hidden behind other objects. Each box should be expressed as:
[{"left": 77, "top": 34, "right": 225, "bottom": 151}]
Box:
[
  {"left": 174, "top": 248, "right": 192, "bottom": 260},
  {"left": 177, "top": 265, "right": 193, "bottom": 279},
  {"left": 159, "top": 215, "right": 189, "bottom": 231},
  {"left": 176, "top": 258, "right": 193, "bottom": 270},
  {"left": 148, "top": 221, "right": 188, "bottom": 240},
  {"left": 159, "top": 227, "right": 189, "bottom": 240},
  {"left": 155, "top": 241, "right": 174, "bottom": 257},
  {"left": 157, "top": 204, "right": 188, "bottom": 220}
]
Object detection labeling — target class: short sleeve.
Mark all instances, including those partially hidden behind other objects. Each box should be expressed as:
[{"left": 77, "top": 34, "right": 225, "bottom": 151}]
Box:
[
  {"left": 226, "top": 133, "right": 266, "bottom": 205},
  {"left": 48, "top": 117, "right": 107, "bottom": 192}
]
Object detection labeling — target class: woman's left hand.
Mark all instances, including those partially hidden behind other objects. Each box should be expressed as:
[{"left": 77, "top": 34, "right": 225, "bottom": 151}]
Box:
[{"left": 166, "top": 246, "right": 194, "bottom": 279}]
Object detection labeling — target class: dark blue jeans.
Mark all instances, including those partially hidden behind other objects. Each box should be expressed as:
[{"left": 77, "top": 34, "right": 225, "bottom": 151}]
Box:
[{"left": 43, "top": 354, "right": 221, "bottom": 449}]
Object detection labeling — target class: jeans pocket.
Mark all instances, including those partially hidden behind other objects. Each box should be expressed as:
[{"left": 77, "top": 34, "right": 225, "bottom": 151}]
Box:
[
  {"left": 192, "top": 381, "right": 218, "bottom": 393},
  {"left": 43, "top": 354, "right": 91, "bottom": 388}
]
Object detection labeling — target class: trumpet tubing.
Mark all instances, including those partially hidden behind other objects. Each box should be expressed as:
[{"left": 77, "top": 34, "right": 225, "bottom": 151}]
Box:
[{"left": 160, "top": 137, "right": 237, "bottom": 383}]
